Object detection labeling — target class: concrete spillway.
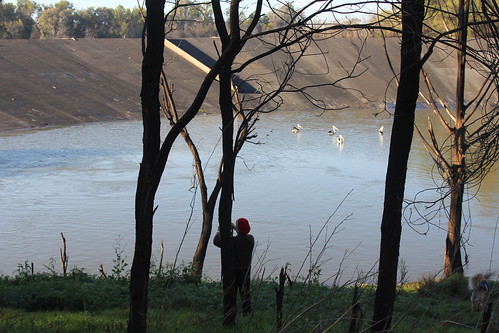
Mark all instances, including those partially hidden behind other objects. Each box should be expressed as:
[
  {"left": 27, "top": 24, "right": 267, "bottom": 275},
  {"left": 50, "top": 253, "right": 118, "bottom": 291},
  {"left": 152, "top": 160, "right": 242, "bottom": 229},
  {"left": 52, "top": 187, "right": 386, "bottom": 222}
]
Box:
[{"left": 0, "top": 38, "right": 483, "bottom": 132}]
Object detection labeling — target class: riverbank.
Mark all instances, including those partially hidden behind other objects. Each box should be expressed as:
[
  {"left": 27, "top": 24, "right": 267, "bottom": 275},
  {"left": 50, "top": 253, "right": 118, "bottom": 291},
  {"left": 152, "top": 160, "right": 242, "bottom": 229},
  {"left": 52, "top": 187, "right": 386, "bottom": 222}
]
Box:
[
  {"left": 0, "top": 38, "right": 483, "bottom": 132},
  {"left": 1, "top": 267, "right": 497, "bottom": 332}
]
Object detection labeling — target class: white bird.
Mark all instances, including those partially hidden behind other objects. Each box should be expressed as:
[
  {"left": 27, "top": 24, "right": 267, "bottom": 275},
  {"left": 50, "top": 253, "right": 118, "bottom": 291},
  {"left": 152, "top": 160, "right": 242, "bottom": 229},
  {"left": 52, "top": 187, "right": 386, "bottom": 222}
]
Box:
[
  {"left": 292, "top": 124, "right": 303, "bottom": 133},
  {"left": 328, "top": 125, "right": 339, "bottom": 135},
  {"left": 379, "top": 126, "right": 384, "bottom": 134},
  {"left": 337, "top": 135, "right": 344, "bottom": 144}
]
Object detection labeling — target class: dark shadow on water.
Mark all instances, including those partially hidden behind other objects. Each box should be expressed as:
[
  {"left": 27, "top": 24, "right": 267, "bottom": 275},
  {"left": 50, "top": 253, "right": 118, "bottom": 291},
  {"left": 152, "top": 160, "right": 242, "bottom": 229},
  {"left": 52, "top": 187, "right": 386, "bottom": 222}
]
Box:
[{"left": 0, "top": 148, "right": 116, "bottom": 176}]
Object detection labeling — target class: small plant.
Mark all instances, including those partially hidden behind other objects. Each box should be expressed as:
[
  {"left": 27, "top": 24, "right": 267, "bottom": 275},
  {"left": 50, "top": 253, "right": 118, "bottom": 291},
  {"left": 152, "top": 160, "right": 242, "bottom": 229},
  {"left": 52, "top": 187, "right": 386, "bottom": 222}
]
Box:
[
  {"left": 43, "top": 257, "right": 58, "bottom": 275},
  {"left": 111, "top": 236, "right": 129, "bottom": 279},
  {"left": 14, "top": 261, "right": 33, "bottom": 278},
  {"left": 70, "top": 266, "right": 90, "bottom": 280},
  {"left": 441, "top": 273, "right": 467, "bottom": 295},
  {"left": 307, "top": 265, "right": 323, "bottom": 285},
  {"left": 398, "top": 258, "right": 409, "bottom": 286},
  {"left": 417, "top": 273, "right": 439, "bottom": 296},
  {"left": 152, "top": 261, "right": 199, "bottom": 287}
]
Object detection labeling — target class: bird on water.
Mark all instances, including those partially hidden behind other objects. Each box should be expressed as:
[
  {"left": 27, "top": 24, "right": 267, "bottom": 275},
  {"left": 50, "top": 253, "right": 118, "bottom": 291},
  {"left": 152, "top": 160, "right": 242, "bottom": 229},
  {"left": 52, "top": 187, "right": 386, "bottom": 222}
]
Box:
[{"left": 292, "top": 124, "right": 303, "bottom": 133}]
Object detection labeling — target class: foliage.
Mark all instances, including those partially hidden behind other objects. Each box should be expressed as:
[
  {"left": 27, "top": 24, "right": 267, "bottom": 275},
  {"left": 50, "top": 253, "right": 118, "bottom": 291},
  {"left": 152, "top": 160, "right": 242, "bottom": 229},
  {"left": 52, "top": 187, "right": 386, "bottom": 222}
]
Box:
[
  {"left": 0, "top": 0, "right": 39, "bottom": 38},
  {"left": 0, "top": 0, "right": 366, "bottom": 39},
  {"left": 0, "top": 267, "right": 494, "bottom": 332},
  {"left": 37, "top": 1, "right": 77, "bottom": 38},
  {"left": 110, "top": 236, "right": 129, "bottom": 280},
  {"left": 366, "top": 0, "right": 497, "bottom": 38},
  {"left": 264, "top": 2, "right": 302, "bottom": 30},
  {"left": 0, "top": 0, "right": 144, "bottom": 39},
  {"left": 166, "top": 0, "right": 216, "bottom": 37},
  {"left": 0, "top": 272, "right": 128, "bottom": 311},
  {"left": 415, "top": 273, "right": 469, "bottom": 296}
]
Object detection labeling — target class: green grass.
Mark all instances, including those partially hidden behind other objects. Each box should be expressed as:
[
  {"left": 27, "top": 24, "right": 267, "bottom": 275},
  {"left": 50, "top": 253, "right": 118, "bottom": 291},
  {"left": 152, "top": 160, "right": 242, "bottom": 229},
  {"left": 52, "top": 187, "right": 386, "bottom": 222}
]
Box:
[
  {"left": 0, "top": 309, "right": 127, "bottom": 332},
  {"left": 0, "top": 269, "right": 496, "bottom": 332}
]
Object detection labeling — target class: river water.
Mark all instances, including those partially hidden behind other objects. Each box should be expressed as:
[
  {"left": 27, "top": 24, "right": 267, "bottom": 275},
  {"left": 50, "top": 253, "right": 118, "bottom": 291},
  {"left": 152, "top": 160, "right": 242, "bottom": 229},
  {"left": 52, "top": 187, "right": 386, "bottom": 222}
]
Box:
[{"left": 0, "top": 109, "right": 497, "bottom": 283}]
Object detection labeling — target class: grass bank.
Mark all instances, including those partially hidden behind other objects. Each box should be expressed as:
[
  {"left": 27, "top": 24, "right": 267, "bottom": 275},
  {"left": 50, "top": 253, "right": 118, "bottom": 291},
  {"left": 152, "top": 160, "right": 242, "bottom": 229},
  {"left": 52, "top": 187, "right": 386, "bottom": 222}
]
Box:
[{"left": 0, "top": 266, "right": 497, "bottom": 332}]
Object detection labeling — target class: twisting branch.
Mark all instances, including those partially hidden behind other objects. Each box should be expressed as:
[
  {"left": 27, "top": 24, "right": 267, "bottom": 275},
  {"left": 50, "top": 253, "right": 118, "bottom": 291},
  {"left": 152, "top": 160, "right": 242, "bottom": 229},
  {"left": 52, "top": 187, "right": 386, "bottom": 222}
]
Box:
[
  {"left": 421, "top": 69, "right": 455, "bottom": 129},
  {"left": 60, "top": 232, "right": 68, "bottom": 277}
]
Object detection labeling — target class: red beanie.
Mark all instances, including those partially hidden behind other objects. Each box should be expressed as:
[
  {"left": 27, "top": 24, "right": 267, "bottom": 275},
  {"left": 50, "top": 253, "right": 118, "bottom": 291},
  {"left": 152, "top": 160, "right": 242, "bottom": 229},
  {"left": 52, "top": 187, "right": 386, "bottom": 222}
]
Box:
[{"left": 236, "top": 218, "right": 250, "bottom": 234}]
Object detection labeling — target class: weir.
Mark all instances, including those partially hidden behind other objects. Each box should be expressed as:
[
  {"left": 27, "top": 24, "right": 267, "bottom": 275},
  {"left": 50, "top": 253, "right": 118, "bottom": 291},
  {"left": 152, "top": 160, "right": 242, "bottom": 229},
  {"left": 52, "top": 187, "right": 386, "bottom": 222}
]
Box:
[{"left": 0, "top": 38, "right": 482, "bottom": 132}]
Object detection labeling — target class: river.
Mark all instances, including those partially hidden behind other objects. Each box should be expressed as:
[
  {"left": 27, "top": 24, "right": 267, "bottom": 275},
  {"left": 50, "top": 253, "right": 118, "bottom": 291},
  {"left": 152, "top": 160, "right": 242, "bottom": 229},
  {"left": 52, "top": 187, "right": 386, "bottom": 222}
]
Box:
[{"left": 0, "top": 109, "right": 497, "bottom": 283}]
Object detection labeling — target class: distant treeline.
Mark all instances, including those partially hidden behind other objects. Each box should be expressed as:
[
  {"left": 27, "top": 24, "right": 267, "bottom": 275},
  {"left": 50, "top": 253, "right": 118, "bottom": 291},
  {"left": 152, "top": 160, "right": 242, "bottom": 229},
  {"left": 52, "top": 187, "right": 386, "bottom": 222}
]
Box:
[
  {"left": 1, "top": 0, "right": 351, "bottom": 39},
  {"left": 3, "top": 0, "right": 484, "bottom": 40},
  {"left": 1, "top": 0, "right": 145, "bottom": 38}
]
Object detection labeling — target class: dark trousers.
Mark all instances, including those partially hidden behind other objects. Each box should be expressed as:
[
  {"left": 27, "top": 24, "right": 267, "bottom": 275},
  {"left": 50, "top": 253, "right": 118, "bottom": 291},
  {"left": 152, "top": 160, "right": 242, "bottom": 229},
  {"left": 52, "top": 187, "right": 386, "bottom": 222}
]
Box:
[{"left": 235, "top": 268, "right": 251, "bottom": 314}]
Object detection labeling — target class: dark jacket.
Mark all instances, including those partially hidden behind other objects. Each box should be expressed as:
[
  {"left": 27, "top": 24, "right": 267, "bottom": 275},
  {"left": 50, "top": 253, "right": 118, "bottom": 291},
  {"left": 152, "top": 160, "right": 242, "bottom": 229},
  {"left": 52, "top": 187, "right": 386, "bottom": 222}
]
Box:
[{"left": 213, "top": 232, "right": 254, "bottom": 271}]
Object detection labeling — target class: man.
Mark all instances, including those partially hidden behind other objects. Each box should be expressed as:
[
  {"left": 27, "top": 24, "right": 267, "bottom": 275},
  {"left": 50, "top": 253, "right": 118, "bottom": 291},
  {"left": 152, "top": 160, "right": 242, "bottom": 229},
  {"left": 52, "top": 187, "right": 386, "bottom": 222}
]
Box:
[{"left": 214, "top": 217, "right": 255, "bottom": 314}]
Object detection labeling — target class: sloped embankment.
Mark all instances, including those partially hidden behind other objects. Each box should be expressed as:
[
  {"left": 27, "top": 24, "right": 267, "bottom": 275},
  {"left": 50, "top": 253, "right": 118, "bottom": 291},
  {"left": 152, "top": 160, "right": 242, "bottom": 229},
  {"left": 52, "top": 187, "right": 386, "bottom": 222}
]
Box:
[{"left": 0, "top": 38, "right": 476, "bottom": 132}]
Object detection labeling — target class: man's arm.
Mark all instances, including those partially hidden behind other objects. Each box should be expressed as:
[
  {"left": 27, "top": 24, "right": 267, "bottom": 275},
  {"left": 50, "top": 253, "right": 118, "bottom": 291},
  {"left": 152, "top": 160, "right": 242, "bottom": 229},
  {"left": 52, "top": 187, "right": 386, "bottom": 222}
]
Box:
[{"left": 213, "top": 231, "right": 221, "bottom": 248}]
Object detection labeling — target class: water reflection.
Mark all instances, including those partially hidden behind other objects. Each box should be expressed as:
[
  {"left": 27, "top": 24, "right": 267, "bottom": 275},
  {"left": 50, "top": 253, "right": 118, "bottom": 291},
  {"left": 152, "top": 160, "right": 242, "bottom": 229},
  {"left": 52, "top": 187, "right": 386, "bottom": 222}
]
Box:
[{"left": 0, "top": 110, "right": 497, "bottom": 282}]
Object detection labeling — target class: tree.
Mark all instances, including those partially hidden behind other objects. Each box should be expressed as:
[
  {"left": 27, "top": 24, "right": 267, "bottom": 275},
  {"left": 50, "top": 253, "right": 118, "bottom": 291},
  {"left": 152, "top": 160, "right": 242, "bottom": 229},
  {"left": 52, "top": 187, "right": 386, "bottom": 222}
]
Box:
[
  {"left": 128, "top": 0, "right": 166, "bottom": 331},
  {"left": 159, "top": 75, "right": 223, "bottom": 280},
  {"left": 265, "top": 2, "right": 301, "bottom": 30},
  {"left": 126, "top": 7, "right": 146, "bottom": 38},
  {"left": 435, "top": 0, "right": 469, "bottom": 277},
  {"left": 81, "top": 7, "right": 118, "bottom": 38},
  {"left": 168, "top": 0, "right": 216, "bottom": 37},
  {"left": 77, "top": 5, "right": 144, "bottom": 38},
  {"left": 37, "top": 1, "right": 77, "bottom": 38},
  {"left": 0, "top": 0, "right": 39, "bottom": 38},
  {"left": 163, "top": 3, "right": 375, "bottom": 283},
  {"left": 160, "top": 75, "right": 257, "bottom": 281},
  {"left": 372, "top": 0, "right": 425, "bottom": 331},
  {"left": 129, "top": 0, "right": 385, "bottom": 330},
  {"left": 113, "top": 6, "right": 144, "bottom": 38},
  {"left": 0, "top": 1, "right": 15, "bottom": 38},
  {"left": 129, "top": 0, "right": 251, "bottom": 328},
  {"left": 15, "top": 0, "right": 39, "bottom": 38},
  {"left": 163, "top": 0, "right": 386, "bottom": 324},
  {"left": 414, "top": 0, "right": 499, "bottom": 278},
  {"left": 212, "top": 0, "right": 255, "bottom": 323}
]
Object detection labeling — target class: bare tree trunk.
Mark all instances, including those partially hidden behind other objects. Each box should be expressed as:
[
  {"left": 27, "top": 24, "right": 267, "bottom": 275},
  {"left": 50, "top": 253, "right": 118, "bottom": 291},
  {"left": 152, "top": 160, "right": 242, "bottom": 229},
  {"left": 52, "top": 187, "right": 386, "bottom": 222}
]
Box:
[
  {"left": 443, "top": 0, "right": 469, "bottom": 278},
  {"left": 218, "top": 37, "right": 234, "bottom": 332},
  {"left": 190, "top": 85, "right": 250, "bottom": 279},
  {"left": 191, "top": 198, "right": 218, "bottom": 277},
  {"left": 444, "top": 176, "right": 465, "bottom": 277},
  {"left": 178, "top": 120, "right": 217, "bottom": 280},
  {"left": 219, "top": 64, "right": 237, "bottom": 325},
  {"left": 212, "top": 0, "right": 245, "bottom": 326},
  {"left": 276, "top": 267, "right": 287, "bottom": 331},
  {"left": 160, "top": 73, "right": 222, "bottom": 280},
  {"left": 128, "top": 0, "right": 165, "bottom": 331},
  {"left": 371, "top": 0, "right": 424, "bottom": 331}
]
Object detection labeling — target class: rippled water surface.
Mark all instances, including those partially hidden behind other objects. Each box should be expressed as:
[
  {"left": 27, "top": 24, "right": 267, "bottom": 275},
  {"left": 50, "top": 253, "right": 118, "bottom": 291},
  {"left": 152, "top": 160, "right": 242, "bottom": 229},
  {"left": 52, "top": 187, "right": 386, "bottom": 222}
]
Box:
[{"left": 0, "top": 109, "right": 497, "bottom": 282}]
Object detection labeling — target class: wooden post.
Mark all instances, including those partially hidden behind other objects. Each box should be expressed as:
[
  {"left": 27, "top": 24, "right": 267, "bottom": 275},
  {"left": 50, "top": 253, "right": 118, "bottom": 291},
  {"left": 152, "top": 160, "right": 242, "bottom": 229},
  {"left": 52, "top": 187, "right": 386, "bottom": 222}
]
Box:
[
  {"left": 158, "top": 240, "right": 164, "bottom": 276},
  {"left": 60, "top": 232, "right": 68, "bottom": 277},
  {"left": 276, "top": 267, "right": 287, "bottom": 331},
  {"left": 349, "top": 283, "right": 363, "bottom": 333},
  {"left": 481, "top": 301, "right": 493, "bottom": 333}
]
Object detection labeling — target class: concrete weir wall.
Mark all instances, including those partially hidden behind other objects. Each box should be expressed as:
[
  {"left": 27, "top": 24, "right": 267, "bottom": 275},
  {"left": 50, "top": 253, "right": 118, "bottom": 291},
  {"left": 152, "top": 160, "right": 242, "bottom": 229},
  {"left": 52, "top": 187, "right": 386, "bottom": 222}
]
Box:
[{"left": 0, "top": 38, "right": 481, "bottom": 132}]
